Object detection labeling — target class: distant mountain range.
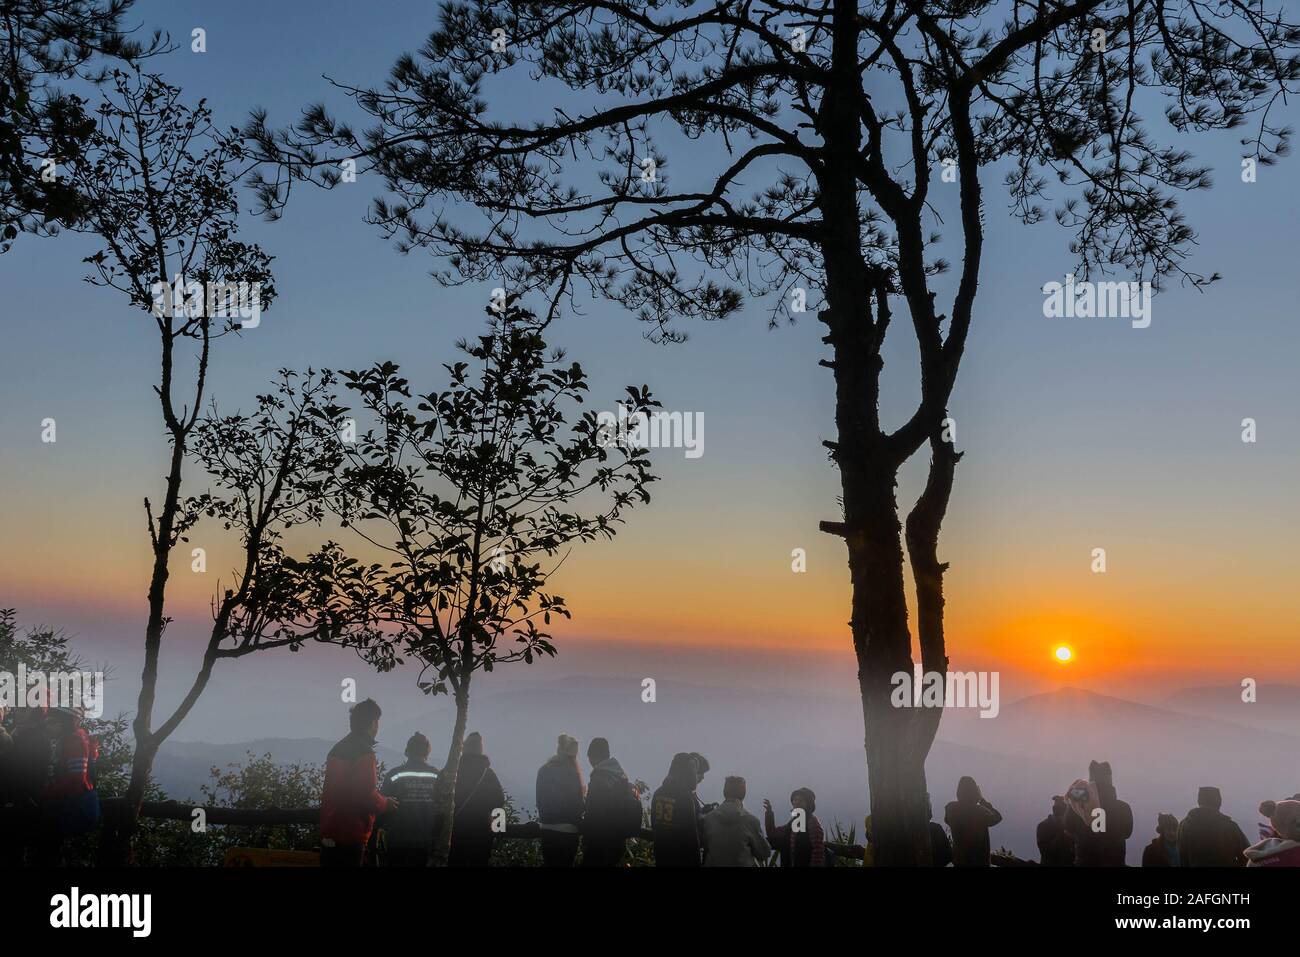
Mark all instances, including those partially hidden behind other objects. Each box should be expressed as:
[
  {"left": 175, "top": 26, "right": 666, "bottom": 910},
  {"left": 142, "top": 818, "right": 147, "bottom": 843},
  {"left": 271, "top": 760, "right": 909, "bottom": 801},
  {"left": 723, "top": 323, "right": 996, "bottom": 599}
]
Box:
[
  {"left": 160, "top": 681, "right": 1299, "bottom": 865},
  {"left": 1162, "top": 684, "right": 1300, "bottom": 735}
]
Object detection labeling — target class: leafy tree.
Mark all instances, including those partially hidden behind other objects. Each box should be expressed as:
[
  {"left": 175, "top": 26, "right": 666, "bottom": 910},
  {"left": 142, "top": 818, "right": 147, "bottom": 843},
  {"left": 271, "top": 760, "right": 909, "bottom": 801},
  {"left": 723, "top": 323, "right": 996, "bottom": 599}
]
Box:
[
  {"left": 311, "top": 304, "right": 658, "bottom": 864},
  {"left": 251, "top": 0, "right": 1300, "bottom": 863},
  {"left": 49, "top": 70, "right": 340, "bottom": 860},
  {"left": 0, "top": 0, "right": 166, "bottom": 250}
]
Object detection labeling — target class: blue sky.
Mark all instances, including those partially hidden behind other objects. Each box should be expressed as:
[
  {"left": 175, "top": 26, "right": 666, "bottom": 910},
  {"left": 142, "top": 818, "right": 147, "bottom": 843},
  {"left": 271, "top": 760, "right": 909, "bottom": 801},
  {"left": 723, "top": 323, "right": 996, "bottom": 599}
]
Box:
[{"left": 2, "top": 0, "right": 1298, "bottom": 741}]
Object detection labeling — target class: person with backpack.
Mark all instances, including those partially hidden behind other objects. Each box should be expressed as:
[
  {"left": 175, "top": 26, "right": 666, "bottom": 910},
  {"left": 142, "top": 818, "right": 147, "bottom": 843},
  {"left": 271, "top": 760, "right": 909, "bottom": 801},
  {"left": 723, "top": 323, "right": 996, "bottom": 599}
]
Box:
[
  {"left": 651, "top": 752, "right": 703, "bottom": 867},
  {"left": 448, "top": 732, "right": 506, "bottom": 867},
  {"left": 1178, "top": 786, "right": 1249, "bottom": 867},
  {"left": 536, "top": 733, "right": 585, "bottom": 867},
  {"left": 582, "top": 737, "right": 640, "bottom": 867},
  {"left": 320, "top": 699, "right": 395, "bottom": 867},
  {"left": 41, "top": 708, "right": 100, "bottom": 865},
  {"left": 379, "top": 732, "right": 440, "bottom": 867},
  {"left": 944, "top": 776, "right": 1002, "bottom": 867},
  {"left": 702, "top": 776, "right": 771, "bottom": 866},
  {"left": 1063, "top": 760, "right": 1133, "bottom": 866},
  {"left": 762, "top": 787, "right": 826, "bottom": 866}
]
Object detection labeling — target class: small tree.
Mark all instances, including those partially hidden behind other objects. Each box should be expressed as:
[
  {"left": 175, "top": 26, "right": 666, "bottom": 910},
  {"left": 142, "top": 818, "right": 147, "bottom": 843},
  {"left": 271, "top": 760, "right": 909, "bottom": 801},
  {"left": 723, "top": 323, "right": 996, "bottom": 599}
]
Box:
[
  {"left": 316, "top": 303, "right": 658, "bottom": 864},
  {"left": 51, "top": 69, "right": 308, "bottom": 858}
]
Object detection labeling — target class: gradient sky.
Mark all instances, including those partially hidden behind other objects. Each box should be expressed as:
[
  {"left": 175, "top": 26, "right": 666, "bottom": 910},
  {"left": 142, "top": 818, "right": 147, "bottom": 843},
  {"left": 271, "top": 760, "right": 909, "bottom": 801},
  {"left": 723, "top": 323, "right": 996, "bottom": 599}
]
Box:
[{"left": 2, "top": 1, "right": 1299, "bottom": 739}]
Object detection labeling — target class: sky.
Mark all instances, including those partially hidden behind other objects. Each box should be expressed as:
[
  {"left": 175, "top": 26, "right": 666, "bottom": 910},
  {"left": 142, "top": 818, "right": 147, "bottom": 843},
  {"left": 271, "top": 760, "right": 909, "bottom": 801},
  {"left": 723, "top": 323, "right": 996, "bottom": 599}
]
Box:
[{"left": 2, "top": 0, "right": 1299, "bottom": 745}]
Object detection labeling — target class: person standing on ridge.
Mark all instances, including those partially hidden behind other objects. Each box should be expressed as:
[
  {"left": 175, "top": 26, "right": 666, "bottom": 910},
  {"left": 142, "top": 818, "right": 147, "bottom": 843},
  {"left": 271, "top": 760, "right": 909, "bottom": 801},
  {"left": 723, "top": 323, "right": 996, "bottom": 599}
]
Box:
[
  {"left": 582, "top": 737, "right": 640, "bottom": 867},
  {"left": 1063, "top": 760, "right": 1133, "bottom": 866},
  {"left": 1142, "top": 813, "right": 1181, "bottom": 867},
  {"left": 945, "top": 776, "right": 1002, "bottom": 867},
  {"left": 536, "top": 733, "right": 585, "bottom": 867},
  {"left": 380, "top": 732, "right": 440, "bottom": 867},
  {"left": 1178, "top": 786, "right": 1249, "bottom": 867},
  {"left": 448, "top": 732, "right": 505, "bottom": 867},
  {"left": 320, "top": 699, "right": 395, "bottom": 867},
  {"left": 651, "top": 752, "right": 703, "bottom": 867},
  {"left": 1037, "top": 795, "right": 1075, "bottom": 867}
]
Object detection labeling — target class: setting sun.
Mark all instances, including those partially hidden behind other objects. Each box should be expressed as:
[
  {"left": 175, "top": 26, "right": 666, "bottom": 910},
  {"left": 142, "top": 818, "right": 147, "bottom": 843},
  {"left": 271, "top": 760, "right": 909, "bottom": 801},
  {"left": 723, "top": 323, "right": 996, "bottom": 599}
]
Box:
[{"left": 1054, "top": 645, "right": 1073, "bottom": 663}]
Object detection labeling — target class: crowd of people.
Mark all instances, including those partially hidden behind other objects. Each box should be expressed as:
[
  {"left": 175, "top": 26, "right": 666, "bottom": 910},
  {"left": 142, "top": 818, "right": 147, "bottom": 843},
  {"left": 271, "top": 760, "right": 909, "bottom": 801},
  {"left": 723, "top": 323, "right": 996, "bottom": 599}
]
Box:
[
  {"left": 318, "top": 700, "right": 1300, "bottom": 868},
  {"left": 3, "top": 697, "right": 1299, "bottom": 868}
]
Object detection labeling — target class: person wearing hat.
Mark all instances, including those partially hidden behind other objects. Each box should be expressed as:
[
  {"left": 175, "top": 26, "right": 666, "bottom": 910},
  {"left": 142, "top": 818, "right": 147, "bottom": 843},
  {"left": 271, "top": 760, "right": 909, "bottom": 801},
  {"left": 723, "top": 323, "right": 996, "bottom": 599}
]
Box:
[
  {"left": 1178, "top": 786, "right": 1249, "bottom": 867},
  {"left": 536, "top": 733, "right": 585, "bottom": 866},
  {"left": 1036, "top": 795, "right": 1075, "bottom": 867},
  {"left": 1245, "top": 799, "right": 1300, "bottom": 867},
  {"left": 763, "top": 786, "right": 827, "bottom": 866},
  {"left": 1063, "top": 760, "right": 1133, "bottom": 866},
  {"left": 1141, "top": 813, "right": 1181, "bottom": 867},
  {"left": 380, "top": 732, "right": 441, "bottom": 866},
  {"left": 448, "top": 732, "right": 505, "bottom": 867}
]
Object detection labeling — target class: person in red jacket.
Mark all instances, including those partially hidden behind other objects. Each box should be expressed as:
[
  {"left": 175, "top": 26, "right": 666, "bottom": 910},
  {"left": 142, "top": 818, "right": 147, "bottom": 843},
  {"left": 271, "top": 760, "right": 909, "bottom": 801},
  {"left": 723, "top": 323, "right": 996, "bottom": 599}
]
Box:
[
  {"left": 320, "top": 699, "right": 397, "bottom": 867},
  {"left": 40, "top": 708, "right": 100, "bottom": 864}
]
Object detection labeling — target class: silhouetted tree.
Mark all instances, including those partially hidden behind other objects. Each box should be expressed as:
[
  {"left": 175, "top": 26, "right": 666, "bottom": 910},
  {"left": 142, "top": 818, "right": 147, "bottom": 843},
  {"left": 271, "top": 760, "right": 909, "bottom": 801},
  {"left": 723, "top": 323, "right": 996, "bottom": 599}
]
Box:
[
  {"left": 312, "top": 304, "right": 658, "bottom": 864},
  {"left": 249, "top": 1, "right": 1299, "bottom": 864},
  {"left": 0, "top": 0, "right": 166, "bottom": 250},
  {"left": 56, "top": 74, "right": 364, "bottom": 860}
]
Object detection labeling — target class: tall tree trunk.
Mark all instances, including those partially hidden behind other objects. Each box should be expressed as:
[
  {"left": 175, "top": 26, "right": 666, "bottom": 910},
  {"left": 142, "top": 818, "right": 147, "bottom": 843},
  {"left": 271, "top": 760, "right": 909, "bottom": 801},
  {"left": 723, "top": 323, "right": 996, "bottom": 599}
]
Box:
[
  {"left": 846, "top": 467, "right": 935, "bottom": 867},
  {"left": 429, "top": 684, "right": 469, "bottom": 866},
  {"left": 100, "top": 429, "right": 187, "bottom": 866}
]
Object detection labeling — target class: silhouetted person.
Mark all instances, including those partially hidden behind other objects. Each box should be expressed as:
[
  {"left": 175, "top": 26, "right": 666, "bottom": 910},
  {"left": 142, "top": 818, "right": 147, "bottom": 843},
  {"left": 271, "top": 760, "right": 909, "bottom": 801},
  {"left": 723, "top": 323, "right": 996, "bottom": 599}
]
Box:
[
  {"left": 1142, "top": 813, "right": 1181, "bottom": 867},
  {"left": 1037, "top": 795, "right": 1075, "bottom": 867},
  {"left": 2, "top": 706, "right": 50, "bottom": 865},
  {"left": 536, "top": 733, "right": 584, "bottom": 867},
  {"left": 702, "top": 776, "right": 770, "bottom": 866},
  {"left": 448, "top": 732, "right": 505, "bottom": 867},
  {"left": 926, "top": 794, "right": 953, "bottom": 867},
  {"left": 651, "top": 752, "right": 702, "bottom": 867},
  {"left": 1178, "top": 786, "right": 1249, "bottom": 867},
  {"left": 762, "top": 787, "right": 826, "bottom": 866},
  {"left": 38, "top": 708, "right": 100, "bottom": 866},
  {"left": 320, "top": 698, "right": 394, "bottom": 867},
  {"left": 1245, "top": 799, "right": 1300, "bottom": 867},
  {"left": 9, "top": 706, "right": 51, "bottom": 808},
  {"left": 1064, "top": 760, "right": 1133, "bottom": 866},
  {"left": 945, "top": 776, "right": 1002, "bottom": 867},
  {"left": 380, "top": 732, "right": 440, "bottom": 867},
  {"left": 582, "top": 737, "right": 640, "bottom": 867}
]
